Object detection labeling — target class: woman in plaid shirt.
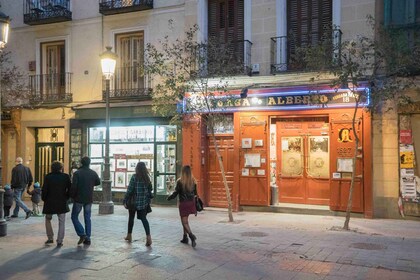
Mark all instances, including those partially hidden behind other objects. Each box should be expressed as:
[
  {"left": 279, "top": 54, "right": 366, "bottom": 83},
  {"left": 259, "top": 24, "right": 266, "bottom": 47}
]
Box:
[{"left": 123, "top": 162, "right": 153, "bottom": 246}]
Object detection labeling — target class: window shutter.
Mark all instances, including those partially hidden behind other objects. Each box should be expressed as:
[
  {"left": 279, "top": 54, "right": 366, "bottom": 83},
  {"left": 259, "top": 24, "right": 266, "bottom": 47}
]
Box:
[
  {"left": 208, "top": 0, "right": 244, "bottom": 44},
  {"left": 287, "top": 0, "right": 332, "bottom": 67}
]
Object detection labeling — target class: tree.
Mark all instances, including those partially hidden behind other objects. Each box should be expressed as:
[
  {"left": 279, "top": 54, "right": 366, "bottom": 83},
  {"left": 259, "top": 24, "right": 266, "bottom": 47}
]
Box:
[
  {"left": 0, "top": 50, "right": 28, "bottom": 109},
  {"left": 296, "top": 18, "right": 419, "bottom": 230},
  {"left": 144, "top": 24, "right": 246, "bottom": 222}
]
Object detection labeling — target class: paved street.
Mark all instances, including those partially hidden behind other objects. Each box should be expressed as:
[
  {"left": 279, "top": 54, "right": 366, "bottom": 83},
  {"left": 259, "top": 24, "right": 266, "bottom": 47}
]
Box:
[{"left": 1, "top": 204, "right": 420, "bottom": 280}]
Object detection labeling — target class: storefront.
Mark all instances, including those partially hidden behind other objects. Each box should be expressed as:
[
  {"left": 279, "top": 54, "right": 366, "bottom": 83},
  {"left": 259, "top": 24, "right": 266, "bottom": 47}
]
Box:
[
  {"left": 183, "top": 85, "right": 373, "bottom": 217},
  {"left": 72, "top": 103, "right": 181, "bottom": 204}
]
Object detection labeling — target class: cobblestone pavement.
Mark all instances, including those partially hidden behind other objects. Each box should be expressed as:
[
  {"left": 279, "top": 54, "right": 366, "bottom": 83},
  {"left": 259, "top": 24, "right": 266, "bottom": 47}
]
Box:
[{"left": 1, "top": 204, "right": 420, "bottom": 280}]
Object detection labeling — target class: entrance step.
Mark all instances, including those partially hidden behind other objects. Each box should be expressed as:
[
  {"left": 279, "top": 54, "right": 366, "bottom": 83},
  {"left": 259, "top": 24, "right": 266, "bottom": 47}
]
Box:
[{"left": 241, "top": 203, "right": 365, "bottom": 218}]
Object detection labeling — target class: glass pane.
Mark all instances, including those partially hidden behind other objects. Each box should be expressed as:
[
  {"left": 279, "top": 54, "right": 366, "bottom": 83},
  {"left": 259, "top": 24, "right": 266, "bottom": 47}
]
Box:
[
  {"left": 156, "top": 174, "right": 176, "bottom": 195},
  {"left": 89, "top": 144, "right": 103, "bottom": 158},
  {"left": 156, "top": 125, "right": 177, "bottom": 141},
  {"left": 308, "top": 136, "right": 329, "bottom": 178},
  {"left": 281, "top": 137, "right": 303, "bottom": 176},
  {"left": 156, "top": 144, "right": 176, "bottom": 173},
  {"left": 110, "top": 126, "right": 154, "bottom": 142},
  {"left": 109, "top": 143, "right": 154, "bottom": 157},
  {"left": 89, "top": 127, "right": 105, "bottom": 142}
]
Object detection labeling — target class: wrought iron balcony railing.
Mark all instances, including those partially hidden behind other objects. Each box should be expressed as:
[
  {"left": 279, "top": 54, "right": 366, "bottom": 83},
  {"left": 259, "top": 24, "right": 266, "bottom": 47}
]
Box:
[
  {"left": 102, "top": 66, "right": 151, "bottom": 100},
  {"left": 99, "top": 0, "right": 153, "bottom": 15},
  {"left": 270, "top": 29, "right": 342, "bottom": 74},
  {"left": 207, "top": 40, "right": 253, "bottom": 76},
  {"left": 29, "top": 72, "right": 72, "bottom": 104},
  {"left": 23, "top": 0, "right": 72, "bottom": 25}
]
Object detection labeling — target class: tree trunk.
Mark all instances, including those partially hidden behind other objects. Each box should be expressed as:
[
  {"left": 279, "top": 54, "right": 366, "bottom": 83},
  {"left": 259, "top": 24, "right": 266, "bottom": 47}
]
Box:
[
  {"left": 343, "top": 98, "right": 360, "bottom": 230},
  {"left": 208, "top": 119, "right": 234, "bottom": 222}
]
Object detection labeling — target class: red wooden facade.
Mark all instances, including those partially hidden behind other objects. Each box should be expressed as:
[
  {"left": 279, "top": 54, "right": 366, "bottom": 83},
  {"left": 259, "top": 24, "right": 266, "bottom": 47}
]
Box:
[{"left": 182, "top": 86, "right": 373, "bottom": 217}]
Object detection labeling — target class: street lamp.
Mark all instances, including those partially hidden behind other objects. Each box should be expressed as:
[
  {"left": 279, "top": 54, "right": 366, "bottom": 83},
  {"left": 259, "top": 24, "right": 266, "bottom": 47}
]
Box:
[
  {"left": 99, "top": 46, "right": 117, "bottom": 215},
  {"left": 0, "top": 10, "right": 10, "bottom": 236}
]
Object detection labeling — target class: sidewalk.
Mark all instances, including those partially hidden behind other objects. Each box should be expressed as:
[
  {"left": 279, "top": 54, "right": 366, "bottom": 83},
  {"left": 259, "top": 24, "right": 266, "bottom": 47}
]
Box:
[{"left": 1, "top": 204, "right": 420, "bottom": 280}]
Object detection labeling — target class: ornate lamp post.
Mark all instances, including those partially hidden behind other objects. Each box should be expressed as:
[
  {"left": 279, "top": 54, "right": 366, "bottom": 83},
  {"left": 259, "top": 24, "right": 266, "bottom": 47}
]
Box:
[
  {"left": 0, "top": 11, "right": 10, "bottom": 236},
  {"left": 98, "top": 46, "right": 117, "bottom": 215}
]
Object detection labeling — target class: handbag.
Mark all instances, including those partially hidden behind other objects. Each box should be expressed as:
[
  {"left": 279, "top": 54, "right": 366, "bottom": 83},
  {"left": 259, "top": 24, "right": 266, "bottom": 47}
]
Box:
[
  {"left": 195, "top": 196, "right": 204, "bottom": 212},
  {"left": 126, "top": 192, "right": 137, "bottom": 210},
  {"left": 146, "top": 204, "right": 152, "bottom": 213}
]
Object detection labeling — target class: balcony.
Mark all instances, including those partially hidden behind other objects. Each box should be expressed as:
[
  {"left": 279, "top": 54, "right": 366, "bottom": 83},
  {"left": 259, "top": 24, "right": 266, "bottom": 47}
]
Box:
[
  {"left": 207, "top": 40, "right": 253, "bottom": 76},
  {"left": 24, "top": 0, "right": 72, "bottom": 26},
  {"left": 270, "top": 29, "right": 342, "bottom": 74},
  {"left": 103, "top": 66, "right": 151, "bottom": 100},
  {"left": 99, "top": 0, "right": 153, "bottom": 16},
  {"left": 29, "top": 73, "right": 73, "bottom": 104}
]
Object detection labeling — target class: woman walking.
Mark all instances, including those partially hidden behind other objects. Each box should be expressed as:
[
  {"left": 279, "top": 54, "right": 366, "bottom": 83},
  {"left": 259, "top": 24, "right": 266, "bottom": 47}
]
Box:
[
  {"left": 167, "top": 165, "right": 198, "bottom": 247},
  {"left": 123, "top": 162, "right": 153, "bottom": 246},
  {"left": 42, "top": 161, "right": 71, "bottom": 247}
]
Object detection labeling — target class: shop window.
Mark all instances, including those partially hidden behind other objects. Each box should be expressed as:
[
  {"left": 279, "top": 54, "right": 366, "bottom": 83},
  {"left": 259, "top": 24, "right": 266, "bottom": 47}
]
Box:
[
  {"left": 385, "top": 0, "right": 420, "bottom": 26},
  {"left": 207, "top": 114, "right": 234, "bottom": 134},
  {"left": 156, "top": 125, "right": 177, "bottom": 141}
]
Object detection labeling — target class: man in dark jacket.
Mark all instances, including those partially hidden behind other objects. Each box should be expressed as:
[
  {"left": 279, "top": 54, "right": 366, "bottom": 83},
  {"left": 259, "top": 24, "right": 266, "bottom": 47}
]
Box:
[
  {"left": 70, "top": 156, "right": 100, "bottom": 245},
  {"left": 42, "top": 161, "right": 71, "bottom": 247},
  {"left": 10, "top": 157, "right": 33, "bottom": 219}
]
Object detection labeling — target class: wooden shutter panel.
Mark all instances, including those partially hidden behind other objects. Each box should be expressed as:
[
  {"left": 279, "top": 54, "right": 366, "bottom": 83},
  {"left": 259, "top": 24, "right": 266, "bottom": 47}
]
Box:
[
  {"left": 208, "top": 0, "right": 244, "bottom": 44},
  {"left": 287, "top": 0, "right": 332, "bottom": 67}
]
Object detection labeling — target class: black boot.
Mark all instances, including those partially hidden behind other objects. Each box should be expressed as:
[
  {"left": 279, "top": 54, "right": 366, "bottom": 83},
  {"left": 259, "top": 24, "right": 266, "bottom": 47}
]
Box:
[
  {"left": 189, "top": 233, "right": 197, "bottom": 248},
  {"left": 180, "top": 234, "right": 189, "bottom": 244}
]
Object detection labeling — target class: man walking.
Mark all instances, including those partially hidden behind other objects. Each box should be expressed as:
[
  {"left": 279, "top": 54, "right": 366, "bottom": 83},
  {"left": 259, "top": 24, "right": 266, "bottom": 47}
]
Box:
[
  {"left": 11, "top": 157, "right": 33, "bottom": 219},
  {"left": 70, "top": 156, "right": 100, "bottom": 246}
]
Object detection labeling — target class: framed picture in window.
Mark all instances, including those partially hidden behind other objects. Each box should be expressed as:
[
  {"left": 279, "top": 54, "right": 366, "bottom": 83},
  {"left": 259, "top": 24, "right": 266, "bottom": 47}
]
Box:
[
  {"left": 110, "top": 159, "right": 115, "bottom": 172},
  {"left": 116, "top": 159, "right": 127, "bottom": 170},
  {"left": 127, "top": 159, "right": 138, "bottom": 172},
  {"left": 91, "top": 164, "right": 102, "bottom": 179},
  {"left": 115, "top": 172, "right": 126, "bottom": 188}
]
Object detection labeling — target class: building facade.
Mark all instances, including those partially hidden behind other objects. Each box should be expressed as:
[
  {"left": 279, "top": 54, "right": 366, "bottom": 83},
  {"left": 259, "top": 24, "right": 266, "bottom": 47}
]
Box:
[{"left": 1, "top": 0, "right": 418, "bottom": 217}]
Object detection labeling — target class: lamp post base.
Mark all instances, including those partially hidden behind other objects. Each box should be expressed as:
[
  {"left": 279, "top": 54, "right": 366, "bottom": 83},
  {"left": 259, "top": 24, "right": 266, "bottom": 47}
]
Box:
[
  {"left": 0, "top": 220, "right": 7, "bottom": 237},
  {"left": 98, "top": 202, "right": 114, "bottom": 215}
]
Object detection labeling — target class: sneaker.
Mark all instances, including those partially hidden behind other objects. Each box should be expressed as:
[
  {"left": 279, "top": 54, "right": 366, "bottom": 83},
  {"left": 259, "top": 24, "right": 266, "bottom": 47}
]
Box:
[
  {"left": 45, "top": 240, "right": 54, "bottom": 245},
  {"left": 77, "top": 236, "right": 86, "bottom": 245},
  {"left": 10, "top": 215, "right": 18, "bottom": 218},
  {"left": 56, "top": 243, "right": 63, "bottom": 248},
  {"left": 25, "top": 211, "right": 33, "bottom": 219},
  {"left": 83, "top": 239, "right": 91, "bottom": 245},
  {"left": 5, "top": 216, "right": 11, "bottom": 221}
]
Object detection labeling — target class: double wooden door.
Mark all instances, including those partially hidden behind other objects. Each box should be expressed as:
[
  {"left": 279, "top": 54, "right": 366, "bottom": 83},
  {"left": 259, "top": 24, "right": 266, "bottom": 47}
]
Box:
[{"left": 276, "top": 119, "right": 330, "bottom": 205}]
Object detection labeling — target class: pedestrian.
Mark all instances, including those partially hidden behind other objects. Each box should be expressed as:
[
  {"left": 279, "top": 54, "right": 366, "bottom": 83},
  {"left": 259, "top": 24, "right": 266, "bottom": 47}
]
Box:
[
  {"left": 70, "top": 156, "right": 100, "bottom": 246},
  {"left": 27, "top": 182, "right": 42, "bottom": 216},
  {"left": 123, "top": 161, "right": 153, "bottom": 246},
  {"left": 10, "top": 157, "right": 33, "bottom": 219},
  {"left": 42, "top": 161, "right": 71, "bottom": 247},
  {"left": 167, "top": 165, "right": 198, "bottom": 247},
  {"left": 3, "top": 184, "right": 14, "bottom": 220}
]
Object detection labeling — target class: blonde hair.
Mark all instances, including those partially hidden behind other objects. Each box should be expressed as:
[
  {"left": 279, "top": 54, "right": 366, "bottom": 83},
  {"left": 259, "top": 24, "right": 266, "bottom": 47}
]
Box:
[{"left": 180, "top": 165, "right": 195, "bottom": 192}]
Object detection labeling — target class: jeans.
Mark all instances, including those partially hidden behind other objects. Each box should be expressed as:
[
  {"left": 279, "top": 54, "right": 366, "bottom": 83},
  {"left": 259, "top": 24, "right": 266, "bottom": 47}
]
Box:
[
  {"left": 71, "top": 202, "right": 92, "bottom": 240},
  {"left": 45, "top": 213, "right": 66, "bottom": 243},
  {"left": 13, "top": 188, "right": 30, "bottom": 215}
]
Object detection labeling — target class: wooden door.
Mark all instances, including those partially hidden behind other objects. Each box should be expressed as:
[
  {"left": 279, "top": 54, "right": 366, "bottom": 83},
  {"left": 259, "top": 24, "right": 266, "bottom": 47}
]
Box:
[
  {"left": 276, "top": 119, "right": 330, "bottom": 205},
  {"left": 117, "top": 32, "right": 144, "bottom": 91},
  {"left": 207, "top": 136, "right": 234, "bottom": 208}
]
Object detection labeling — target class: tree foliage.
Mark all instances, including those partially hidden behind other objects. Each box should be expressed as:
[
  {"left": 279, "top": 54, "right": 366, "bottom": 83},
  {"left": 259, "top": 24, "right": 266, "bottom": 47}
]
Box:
[
  {"left": 296, "top": 17, "right": 419, "bottom": 230},
  {"left": 144, "top": 23, "right": 247, "bottom": 222},
  {"left": 0, "top": 50, "right": 28, "bottom": 109}
]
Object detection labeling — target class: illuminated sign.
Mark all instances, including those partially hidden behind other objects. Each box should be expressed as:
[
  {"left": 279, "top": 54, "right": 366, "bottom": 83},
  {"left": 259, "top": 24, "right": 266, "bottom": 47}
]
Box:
[{"left": 183, "top": 87, "right": 370, "bottom": 112}]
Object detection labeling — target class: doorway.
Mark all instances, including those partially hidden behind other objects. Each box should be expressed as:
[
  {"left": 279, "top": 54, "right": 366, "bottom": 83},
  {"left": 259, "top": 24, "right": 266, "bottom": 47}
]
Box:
[
  {"left": 276, "top": 118, "right": 330, "bottom": 205},
  {"left": 35, "top": 143, "right": 64, "bottom": 186}
]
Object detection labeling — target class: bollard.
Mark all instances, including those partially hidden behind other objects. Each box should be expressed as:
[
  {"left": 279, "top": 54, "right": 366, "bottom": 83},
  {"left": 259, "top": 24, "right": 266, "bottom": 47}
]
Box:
[{"left": 0, "top": 188, "right": 7, "bottom": 236}]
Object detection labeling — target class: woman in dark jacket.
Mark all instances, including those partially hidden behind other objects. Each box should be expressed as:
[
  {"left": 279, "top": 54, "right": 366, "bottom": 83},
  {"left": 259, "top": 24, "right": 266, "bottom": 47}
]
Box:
[
  {"left": 167, "top": 165, "right": 198, "bottom": 247},
  {"left": 42, "top": 161, "right": 71, "bottom": 247}
]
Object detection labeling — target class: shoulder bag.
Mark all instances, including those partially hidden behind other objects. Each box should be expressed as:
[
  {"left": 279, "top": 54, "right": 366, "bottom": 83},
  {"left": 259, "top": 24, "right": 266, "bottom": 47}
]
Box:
[{"left": 195, "top": 196, "right": 204, "bottom": 212}]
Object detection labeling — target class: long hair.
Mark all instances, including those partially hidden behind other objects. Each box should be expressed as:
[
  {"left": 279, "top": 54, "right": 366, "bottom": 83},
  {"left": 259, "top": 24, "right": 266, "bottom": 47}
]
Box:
[
  {"left": 135, "top": 162, "right": 151, "bottom": 185},
  {"left": 179, "top": 165, "right": 195, "bottom": 192}
]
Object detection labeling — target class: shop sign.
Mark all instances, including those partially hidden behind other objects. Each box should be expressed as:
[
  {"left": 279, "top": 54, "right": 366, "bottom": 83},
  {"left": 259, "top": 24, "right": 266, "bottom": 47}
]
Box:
[{"left": 184, "top": 87, "right": 369, "bottom": 112}]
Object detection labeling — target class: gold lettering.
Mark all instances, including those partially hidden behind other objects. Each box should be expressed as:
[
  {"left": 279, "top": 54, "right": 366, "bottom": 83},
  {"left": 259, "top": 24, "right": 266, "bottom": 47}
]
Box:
[
  {"left": 286, "top": 96, "right": 293, "bottom": 104},
  {"left": 302, "top": 96, "right": 310, "bottom": 104},
  {"left": 225, "top": 99, "right": 233, "bottom": 107},
  {"left": 235, "top": 99, "right": 241, "bottom": 106},
  {"left": 278, "top": 97, "right": 285, "bottom": 104},
  {"left": 294, "top": 96, "right": 302, "bottom": 104},
  {"left": 217, "top": 100, "right": 224, "bottom": 107},
  {"left": 242, "top": 99, "right": 251, "bottom": 106},
  {"left": 268, "top": 97, "right": 276, "bottom": 105}
]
